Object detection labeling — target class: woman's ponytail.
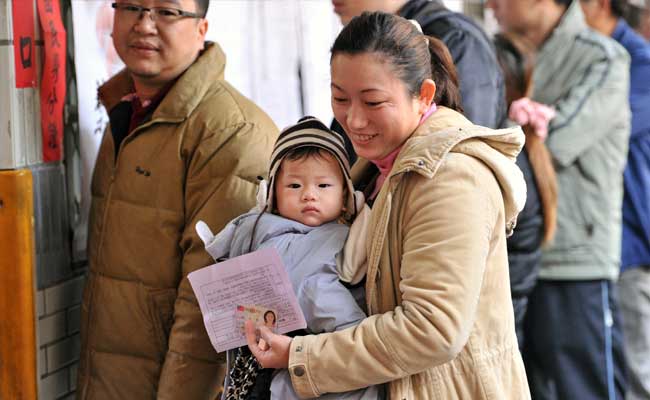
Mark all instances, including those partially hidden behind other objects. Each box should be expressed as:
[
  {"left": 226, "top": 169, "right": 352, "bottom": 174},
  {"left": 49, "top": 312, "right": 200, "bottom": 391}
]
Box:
[{"left": 426, "top": 35, "right": 463, "bottom": 113}]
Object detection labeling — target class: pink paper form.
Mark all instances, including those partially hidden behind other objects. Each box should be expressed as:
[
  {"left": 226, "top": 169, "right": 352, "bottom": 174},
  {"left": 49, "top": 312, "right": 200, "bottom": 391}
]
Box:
[{"left": 188, "top": 247, "right": 307, "bottom": 353}]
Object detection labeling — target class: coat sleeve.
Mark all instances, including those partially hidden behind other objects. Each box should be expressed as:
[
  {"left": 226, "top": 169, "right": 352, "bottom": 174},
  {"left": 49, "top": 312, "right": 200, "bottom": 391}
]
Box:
[
  {"left": 157, "top": 122, "right": 276, "bottom": 400},
  {"left": 287, "top": 154, "right": 501, "bottom": 398},
  {"left": 544, "top": 51, "right": 630, "bottom": 168}
]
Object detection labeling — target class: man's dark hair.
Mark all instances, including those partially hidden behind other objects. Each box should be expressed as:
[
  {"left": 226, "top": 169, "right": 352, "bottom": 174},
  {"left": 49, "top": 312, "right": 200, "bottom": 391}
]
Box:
[
  {"left": 624, "top": 3, "right": 644, "bottom": 27},
  {"left": 554, "top": 0, "right": 572, "bottom": 6},
  {"left": 579, "top": 0, "right": 628, "bottom": 17},
  {"left": 194, "top": 0, "right": 209, "bottom": 18},
  {"left": 610, "top": 0, "right": 627, "bottom": 17}
]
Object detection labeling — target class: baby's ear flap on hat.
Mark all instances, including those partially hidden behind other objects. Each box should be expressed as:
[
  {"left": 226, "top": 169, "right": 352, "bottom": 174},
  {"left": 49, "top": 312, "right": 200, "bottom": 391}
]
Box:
[
  {"left": 254, "top": 178, "right": 269, "bottom": 212},
  {"left": 353, "top": 190, "right": 365, "bottom": 216},
  {"left": 195, "top": 220, "right": 215, "bottom": 247},
  {"left": 343, "top": 189, "right": 364, "bottom": 222}
]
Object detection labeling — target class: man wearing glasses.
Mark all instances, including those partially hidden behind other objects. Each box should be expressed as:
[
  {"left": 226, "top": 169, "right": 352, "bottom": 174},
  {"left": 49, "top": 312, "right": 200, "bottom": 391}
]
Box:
[{"left": 77, "top": 1, "right": 278, "bottom": 399}]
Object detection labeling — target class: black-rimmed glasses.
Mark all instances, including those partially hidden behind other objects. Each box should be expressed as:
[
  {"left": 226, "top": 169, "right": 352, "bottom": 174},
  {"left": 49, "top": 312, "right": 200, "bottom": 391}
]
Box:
[{"left": 111, "top": 2, "right": 202, "bottom": 24}]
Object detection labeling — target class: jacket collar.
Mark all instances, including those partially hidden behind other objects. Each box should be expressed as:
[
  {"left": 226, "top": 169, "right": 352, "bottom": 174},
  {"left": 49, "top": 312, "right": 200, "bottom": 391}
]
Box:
[
  {"left": 98, "top": 42, "right": 226, "bottom": 120},
  {"left": 541, "top": 0, "right": 587, "bottom": 51}
]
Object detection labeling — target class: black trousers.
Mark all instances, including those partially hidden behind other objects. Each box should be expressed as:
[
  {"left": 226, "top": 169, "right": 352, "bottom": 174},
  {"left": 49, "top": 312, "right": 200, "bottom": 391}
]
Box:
[
  {"left": 512, "top": 295, "right": 529, "bottom": 351},
  {"left": 522, "top": 279, "right": 627, "bottom": 400}
]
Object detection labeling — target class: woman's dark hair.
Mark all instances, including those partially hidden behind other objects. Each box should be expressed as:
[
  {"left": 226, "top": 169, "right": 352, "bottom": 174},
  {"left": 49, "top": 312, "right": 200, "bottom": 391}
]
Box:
[
  {"left": 331, "top": 11, "right": 463, "bottom": 113},
  {"left": 493, "top": 34, "right": 534, "bottom": 104},
  {"left": 494, "top": 33, "right": 558, "bottom": 245}
]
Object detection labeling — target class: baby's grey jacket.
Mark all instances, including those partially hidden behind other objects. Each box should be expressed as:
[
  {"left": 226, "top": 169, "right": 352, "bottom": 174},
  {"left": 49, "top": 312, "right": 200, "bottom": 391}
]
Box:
[{"left": 204, "top": 211, "right": 379, "bottom": 400}]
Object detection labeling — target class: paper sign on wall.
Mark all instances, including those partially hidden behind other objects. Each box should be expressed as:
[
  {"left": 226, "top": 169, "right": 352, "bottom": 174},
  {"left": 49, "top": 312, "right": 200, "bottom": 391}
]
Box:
[
  {"left": 38, "top": 0, "right": 67, "bottom": 162},
  {"left": 12, "top": 0, "right": 37, "bottom": 88}
]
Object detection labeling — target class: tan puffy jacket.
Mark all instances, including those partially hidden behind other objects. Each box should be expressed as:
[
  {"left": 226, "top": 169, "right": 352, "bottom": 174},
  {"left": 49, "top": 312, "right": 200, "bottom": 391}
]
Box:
[
  {"left": 287, "top": 108, "right": 531, "bottom": 399},
  {"left": 78, "top": 43, "right": 278, "bottom": 400}
]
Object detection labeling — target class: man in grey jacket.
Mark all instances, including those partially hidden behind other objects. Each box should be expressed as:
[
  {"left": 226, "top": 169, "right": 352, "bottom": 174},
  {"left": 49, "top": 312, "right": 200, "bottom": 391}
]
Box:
[{"left": 487, "top": 0, "right": 631, "bottom": 399}]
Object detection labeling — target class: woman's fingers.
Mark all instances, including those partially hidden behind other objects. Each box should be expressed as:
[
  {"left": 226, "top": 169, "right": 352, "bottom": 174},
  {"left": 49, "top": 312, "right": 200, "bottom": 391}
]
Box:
[
  {"left": 258, "top": 325, "right": 274, "bottom": 344},
  {"left": 245, "top": 320, "right": 260, "bottom": 352},
  {"left": 244, "top": 320, "right": 292, "bottom": 369}
]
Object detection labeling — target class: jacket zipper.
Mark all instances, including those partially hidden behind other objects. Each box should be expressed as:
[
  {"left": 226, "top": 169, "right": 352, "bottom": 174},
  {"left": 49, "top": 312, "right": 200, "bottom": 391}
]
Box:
[{"left": 95, "top": 115, "right": 184, "bottom": 262}]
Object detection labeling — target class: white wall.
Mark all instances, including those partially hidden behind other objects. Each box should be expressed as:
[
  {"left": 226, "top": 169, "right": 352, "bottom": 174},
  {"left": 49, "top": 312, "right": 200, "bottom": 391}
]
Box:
[{"left": 205, "top": 0, "right": 341, "bottom": 129}]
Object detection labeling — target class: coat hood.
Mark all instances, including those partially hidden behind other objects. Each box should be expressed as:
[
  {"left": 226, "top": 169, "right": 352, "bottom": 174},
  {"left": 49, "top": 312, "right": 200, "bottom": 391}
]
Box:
[{"left": 392, "top": 107, "right": 526, "bottom": 234}]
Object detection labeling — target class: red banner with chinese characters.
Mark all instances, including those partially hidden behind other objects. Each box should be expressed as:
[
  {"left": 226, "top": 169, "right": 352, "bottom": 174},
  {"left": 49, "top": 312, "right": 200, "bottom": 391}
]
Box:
[
  {"left": 12, "top": 0, "right": 37, "bottom": 88},
  {"left": 37, "top": 0, "right": 67, "bottom": 162}
]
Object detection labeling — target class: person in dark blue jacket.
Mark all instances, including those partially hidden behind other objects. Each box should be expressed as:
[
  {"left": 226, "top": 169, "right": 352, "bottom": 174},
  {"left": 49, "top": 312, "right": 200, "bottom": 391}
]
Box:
[{"left": 582, "top": 0, "right": 650, "bottom": 397}]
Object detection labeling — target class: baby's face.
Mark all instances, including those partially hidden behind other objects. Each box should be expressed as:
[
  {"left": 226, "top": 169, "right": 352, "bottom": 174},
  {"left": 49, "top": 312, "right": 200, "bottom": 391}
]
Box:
[{"left": 275, "top": 152, "right": 346, "bottom": 227}]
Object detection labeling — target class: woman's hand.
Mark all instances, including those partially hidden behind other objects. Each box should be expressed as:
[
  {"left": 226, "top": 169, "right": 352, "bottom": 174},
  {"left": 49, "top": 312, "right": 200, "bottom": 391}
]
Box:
[{"left": 245, "top": 320, "right": 292, "bottom": 369}]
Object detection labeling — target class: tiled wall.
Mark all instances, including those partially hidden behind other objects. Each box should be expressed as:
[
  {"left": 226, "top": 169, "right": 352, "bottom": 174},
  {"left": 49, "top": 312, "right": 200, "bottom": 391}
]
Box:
[{"left": 36, "top": 274, "right": 85, "bottom": 400}]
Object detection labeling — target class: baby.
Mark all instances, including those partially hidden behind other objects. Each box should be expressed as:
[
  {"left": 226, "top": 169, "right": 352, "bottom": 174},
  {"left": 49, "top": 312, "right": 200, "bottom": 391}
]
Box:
[{"left": 197, "top": 117, "right": 378, "bottom": 400}]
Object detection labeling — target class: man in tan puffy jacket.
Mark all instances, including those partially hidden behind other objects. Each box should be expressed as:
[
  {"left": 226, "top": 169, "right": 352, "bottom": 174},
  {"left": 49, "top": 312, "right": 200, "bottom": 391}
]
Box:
[{"left": 77, "top": 1, "right": 278, "bottom": 399}]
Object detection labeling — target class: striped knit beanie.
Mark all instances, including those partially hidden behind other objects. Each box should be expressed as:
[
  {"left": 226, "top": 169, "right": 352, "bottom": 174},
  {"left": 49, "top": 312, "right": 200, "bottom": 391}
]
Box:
[{"left": 267, "top": 116, "right": 357, "bottom": 220}]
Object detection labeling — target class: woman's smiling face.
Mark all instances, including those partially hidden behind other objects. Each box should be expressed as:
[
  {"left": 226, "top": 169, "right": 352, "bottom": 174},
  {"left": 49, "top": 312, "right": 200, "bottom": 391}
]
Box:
[{"left": 331, "top": 52, "right": 425, "bottom": 160}]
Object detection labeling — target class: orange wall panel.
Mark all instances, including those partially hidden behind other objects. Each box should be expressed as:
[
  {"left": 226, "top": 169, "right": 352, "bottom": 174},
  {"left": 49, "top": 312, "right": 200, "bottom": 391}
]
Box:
[{"left": 0, "top": 169, "right": 38, "bottom": 400}]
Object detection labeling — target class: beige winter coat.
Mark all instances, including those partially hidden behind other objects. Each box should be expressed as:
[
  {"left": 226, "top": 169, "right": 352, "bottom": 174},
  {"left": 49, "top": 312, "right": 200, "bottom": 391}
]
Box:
[
  {"left": 288, "top": 107, "right": 531, "bottom": 399},
  {"left": 78, "top": 43, "right": 278, "bottom": 399}
]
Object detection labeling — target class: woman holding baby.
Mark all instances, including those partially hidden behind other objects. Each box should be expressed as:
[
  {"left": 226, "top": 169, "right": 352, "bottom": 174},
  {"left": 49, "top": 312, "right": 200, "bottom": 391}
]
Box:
[{"left": 246, "top": 11, "right": 530, "bottom": 400}]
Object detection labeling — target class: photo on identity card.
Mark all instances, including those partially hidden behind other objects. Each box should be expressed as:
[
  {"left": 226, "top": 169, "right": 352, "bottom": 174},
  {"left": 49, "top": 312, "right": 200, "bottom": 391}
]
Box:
[{"left": 234, "top": 304, "right": 278, "bottom": 335}]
